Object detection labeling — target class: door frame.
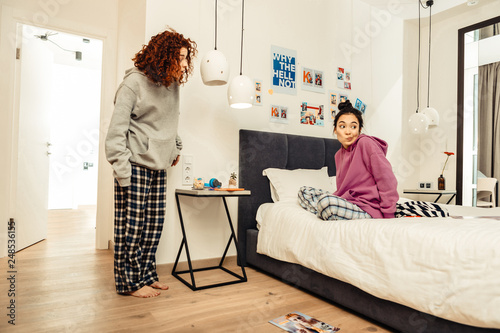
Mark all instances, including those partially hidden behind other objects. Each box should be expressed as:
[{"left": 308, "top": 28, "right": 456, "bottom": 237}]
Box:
[
  {"left": 2, "top": 4, "right": 117, "bottom": 255},
  {"left": 457, "top": 15, "right": 500, "bottom": 205}
]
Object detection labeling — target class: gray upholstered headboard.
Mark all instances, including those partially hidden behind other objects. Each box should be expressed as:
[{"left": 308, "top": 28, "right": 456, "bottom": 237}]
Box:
[{"left": 237, "top": 129, "right": 342, "bottom": 265}]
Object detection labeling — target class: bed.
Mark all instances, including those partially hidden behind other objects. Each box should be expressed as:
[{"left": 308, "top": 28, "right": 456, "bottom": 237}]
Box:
[{"left": 237, "top": 129, "right": 500, "bottom": 333}]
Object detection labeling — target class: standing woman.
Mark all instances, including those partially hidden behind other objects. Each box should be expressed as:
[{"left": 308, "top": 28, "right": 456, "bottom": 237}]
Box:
[
  {"left": 299, "top": 100, "right": 398, "bottom": 220},
  {"left": 105, "top": 29, "right": 197, "bottom": 298}
]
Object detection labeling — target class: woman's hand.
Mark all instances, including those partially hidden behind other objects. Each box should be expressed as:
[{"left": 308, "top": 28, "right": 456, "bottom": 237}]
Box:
[{"left": 171, "top": 155, "right": 180, "bottom": 167}]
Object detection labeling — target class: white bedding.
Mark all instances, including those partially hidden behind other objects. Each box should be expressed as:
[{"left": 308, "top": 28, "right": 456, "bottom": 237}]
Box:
[{"left": 256, "top": 201, "right": 500, "bottom": 328}]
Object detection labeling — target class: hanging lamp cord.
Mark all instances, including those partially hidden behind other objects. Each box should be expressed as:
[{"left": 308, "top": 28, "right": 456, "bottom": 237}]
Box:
[
  {"left": 214, "top": 0, "right": 218, "bottom": 50},
  {"left": 426, "top": 2, "right": 432, "bottom": 108},
  {"left": 416, "top": 0, "right": 433, "bottom": 111},
  {"left": 239, "top": 0, "right": 245, "bottom": 75},
  {"left": 416, "top": 1, "right": 421, "bottom": 113}
]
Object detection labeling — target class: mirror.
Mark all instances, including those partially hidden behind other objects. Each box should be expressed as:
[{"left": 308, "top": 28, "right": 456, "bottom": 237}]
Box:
[{"left": 457, "top": 15, "right": 500, "bottom": 205}]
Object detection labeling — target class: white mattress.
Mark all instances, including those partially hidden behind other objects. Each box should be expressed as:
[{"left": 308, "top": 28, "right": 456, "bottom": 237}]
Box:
[{"left": 256, "top": 201, "right": 500, "bottom": 328}]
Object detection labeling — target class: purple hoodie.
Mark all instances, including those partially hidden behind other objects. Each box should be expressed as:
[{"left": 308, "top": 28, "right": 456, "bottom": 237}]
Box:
[{"left": 334, "top": 134, "right": 398, "bottom": 218}]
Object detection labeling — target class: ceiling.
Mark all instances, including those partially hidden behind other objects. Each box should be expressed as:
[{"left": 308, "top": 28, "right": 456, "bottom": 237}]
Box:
[{"left": 358, "top": 0, "right": 477, "bottom": 20}]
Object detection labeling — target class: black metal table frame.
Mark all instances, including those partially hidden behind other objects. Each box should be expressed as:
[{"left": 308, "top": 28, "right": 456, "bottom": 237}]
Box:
[
  {"left": 403, "top": 190, "right": 457, "bottom": 204},
  {"left": 172, "top": 190, "right": 248, "bottom": 291}
]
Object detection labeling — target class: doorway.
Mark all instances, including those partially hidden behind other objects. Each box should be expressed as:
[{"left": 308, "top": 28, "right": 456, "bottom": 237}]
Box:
[{"left": 16, "top": 24, "right": 103, "bottom": 250}]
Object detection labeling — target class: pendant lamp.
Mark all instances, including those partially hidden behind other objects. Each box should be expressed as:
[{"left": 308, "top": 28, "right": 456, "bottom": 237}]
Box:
[
  {"left": 409, "top": 0, "right": 439, "bottom": 134},
  {"left": 200, "top": 0, "right": 229, "bottom": 86},
  {"left": 227, "top": 0, "right": 254, "bottom": 109}
]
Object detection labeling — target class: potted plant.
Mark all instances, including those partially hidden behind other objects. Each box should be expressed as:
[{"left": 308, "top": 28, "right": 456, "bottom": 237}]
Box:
[{"left": 229, "top": 172, "right": 237, "bottom": 188}]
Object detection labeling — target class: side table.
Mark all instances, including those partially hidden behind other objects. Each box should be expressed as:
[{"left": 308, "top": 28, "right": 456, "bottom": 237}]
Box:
[
  {"left": 403, "top": 189, "right": 457, "bottom": 204},
  {"left": 172, "top": 188, "right": 251, "bottom": 291}
]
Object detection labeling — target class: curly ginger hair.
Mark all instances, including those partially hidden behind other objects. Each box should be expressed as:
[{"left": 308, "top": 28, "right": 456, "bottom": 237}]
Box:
[{"left": 132, "top": 28, "right": 197, "bottom": 87}]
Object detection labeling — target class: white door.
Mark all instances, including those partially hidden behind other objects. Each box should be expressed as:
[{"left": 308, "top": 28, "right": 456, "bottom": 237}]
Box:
[{"left": 15, "top": 24, "right": 53, "bottom": 251}]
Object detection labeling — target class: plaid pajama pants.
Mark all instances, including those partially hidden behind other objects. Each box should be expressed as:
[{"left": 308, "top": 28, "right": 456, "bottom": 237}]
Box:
[
  {"left": 113, "top": 164, "right": 167, "bottom": 294},
  {"left": 298, "top": 186, "right": 372, "bottom": 221}
]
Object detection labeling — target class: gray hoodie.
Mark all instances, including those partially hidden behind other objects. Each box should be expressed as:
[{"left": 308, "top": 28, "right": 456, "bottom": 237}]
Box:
[{"left": 105, "top": 68, "right": 182, "bottom": 187}]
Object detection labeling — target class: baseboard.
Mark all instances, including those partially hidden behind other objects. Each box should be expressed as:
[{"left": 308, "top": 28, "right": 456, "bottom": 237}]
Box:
[
  {"left": 106, "top": 241, "right": 237, "bottom": 271},
  {"left": 108, "top": 239, "right": 115, "bottom": 251}
]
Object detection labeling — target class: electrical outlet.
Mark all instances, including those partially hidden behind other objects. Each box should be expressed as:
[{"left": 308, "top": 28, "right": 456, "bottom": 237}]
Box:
[
  {"left": 182, "top": 155, "right": 193, "bottom": 186},
  {"left": 419, "top": 182, "right": 433, "bottom": 189}
]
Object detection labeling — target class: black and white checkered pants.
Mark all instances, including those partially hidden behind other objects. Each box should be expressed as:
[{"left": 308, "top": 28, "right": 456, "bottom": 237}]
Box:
[
  {"left": 298, "top": 186, "right": 372, "bottom": 221},
  {"left": 113, "top": 164, "right": 167, "bottom": 294}
]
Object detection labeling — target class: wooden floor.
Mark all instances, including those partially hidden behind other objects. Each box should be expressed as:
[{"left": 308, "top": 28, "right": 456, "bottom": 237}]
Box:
[{"left": 1, "top": 206, "right": 392, "bottom": 332}]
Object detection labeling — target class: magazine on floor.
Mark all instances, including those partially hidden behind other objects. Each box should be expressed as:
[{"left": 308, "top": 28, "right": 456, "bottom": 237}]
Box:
[{"left": 269, "top": 311, "right": 340, "bottom": 332}]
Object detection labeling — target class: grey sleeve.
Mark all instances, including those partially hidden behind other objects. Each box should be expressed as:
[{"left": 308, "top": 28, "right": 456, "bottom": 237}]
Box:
[{"left": 105, "top": 85, "right": 135, "bottom": 187}]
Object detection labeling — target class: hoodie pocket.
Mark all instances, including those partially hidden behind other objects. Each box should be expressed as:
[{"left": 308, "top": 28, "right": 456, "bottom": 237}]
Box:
[{"left": 136, "top": 138, "right": 175, "bottom": 170}]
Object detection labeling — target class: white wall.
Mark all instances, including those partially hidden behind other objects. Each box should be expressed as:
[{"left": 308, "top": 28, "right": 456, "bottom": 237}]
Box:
[
  {"left": 400, "top": 0, "right": 500, "bottom": 203},
  {"left": 143, "top": 0, "right": 408, "bottom": 264}
]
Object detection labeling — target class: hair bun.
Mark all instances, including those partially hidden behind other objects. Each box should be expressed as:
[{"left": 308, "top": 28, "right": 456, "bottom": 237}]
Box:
[{"left": 338, "top": 99, "right": 352, "bottom": 111}]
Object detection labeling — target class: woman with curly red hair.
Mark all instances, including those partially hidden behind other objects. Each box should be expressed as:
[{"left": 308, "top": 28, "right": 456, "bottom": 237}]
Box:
[{"left": 105, "top": 28, "right": 197, "bottom": 298}]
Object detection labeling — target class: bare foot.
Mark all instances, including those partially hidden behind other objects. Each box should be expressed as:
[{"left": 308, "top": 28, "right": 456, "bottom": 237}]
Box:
[
  {"left": 127, "top": 286, "right": 161, "bottom": 298},
  {"left": 150, "top": 281, "right": 169, "bottom": 290}
]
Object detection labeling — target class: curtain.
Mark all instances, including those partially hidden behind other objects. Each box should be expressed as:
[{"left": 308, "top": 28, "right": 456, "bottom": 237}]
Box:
[
  {"left": 478, "top": 61, "right": 500, "bottom": 181},
  {"left": 479, "top": 23, "right": 499, "bottom": 40}
]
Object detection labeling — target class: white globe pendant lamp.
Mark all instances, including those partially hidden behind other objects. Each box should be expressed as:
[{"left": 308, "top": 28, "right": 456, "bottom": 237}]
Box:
[
  {"left": 410, "top": 0, "right": 439, "bottom": 134},
  {"left": 228, "top": 74, "right": 253, "bottom": 109},
  {"left": 201, "top": 49, "right": 229, "bottom": 86},
  {"left": 200, "top": 0, "right": 229, "bottom": 86},
  {"left": 421, "top": 106, "right": 439, "bottom": 126},
  {"left": 228, "top": 0, "right": 253, "bottom": 109},
  {"left": 409, "top": 112, "right": 430, "bottom": 134}
]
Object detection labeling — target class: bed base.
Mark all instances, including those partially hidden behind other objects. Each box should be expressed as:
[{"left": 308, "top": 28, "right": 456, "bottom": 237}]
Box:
[{"left": 237, "top": 129, "right": 500, "bottom": 333}]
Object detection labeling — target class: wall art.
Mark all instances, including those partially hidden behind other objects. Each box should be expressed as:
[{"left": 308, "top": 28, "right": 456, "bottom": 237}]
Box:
[
  {"left": 302, "top": 67, "right": 324, "bottom": 93},
  {"left": 270, "top": 105, "right": 288, "bottom": 124},
  {"left": 300, "top": 102, "right": 324, "bottom": 126},
  {"left": 271, "top": 45, "right": 297, "bottom": 95}
]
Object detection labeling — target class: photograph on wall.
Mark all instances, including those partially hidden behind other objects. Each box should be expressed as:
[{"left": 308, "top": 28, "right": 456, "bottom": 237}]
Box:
[
  {"left": 254, "top": 79, "right": 262, "bottom": 106},
  {"left": 315, "top": 70, "right": 323, "bottom": 88},
  {"left": 302, "top": 67, "right": 324, "bottom": 93},
  {"left": 339, "top": 94, "right": 349, "bottom": 103},
  {"left": 337, "top": 67, "right": 351, "bottom": 90},
  {"left": 329, "top": 91, "right": 339, "bottom": 120},
  {"left": 354, "top": 98, "right": 367, "bottom": 114},
  {"left": 303, "top": 67, "right": 313, "bottom": 86},
  {"left": 300, "top": 102, "right": 324, "bottom": 126},
  {"left": 354, "top": 98, "right": 362, "bottom": 110},
  {"left": 271, "top": 45, "right": 297, "bottom": 95},
  {"left": 270, "top": 105, "right": 288, "bottom": 124}
]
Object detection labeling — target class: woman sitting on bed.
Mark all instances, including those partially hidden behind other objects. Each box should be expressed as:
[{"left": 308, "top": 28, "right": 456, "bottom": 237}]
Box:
[{"left": 299, "top": 100, "right": 398, "bottom": 220}]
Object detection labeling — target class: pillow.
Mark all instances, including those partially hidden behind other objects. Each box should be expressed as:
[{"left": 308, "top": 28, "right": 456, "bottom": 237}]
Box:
[
  {"left": 330, "top": 176, "right": 337, "bottom": 192},
  {"left": 262, "top": 166, "right": 335, "bottom": 202}
]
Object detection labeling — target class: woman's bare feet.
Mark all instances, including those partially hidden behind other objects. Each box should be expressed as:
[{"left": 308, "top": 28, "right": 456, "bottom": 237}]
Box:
[
  {"left": 127, "top": 286, "right": 161, "bottom": 298},
  {"left": 150, "top": 281, "right": 169, "bottom": 290}
]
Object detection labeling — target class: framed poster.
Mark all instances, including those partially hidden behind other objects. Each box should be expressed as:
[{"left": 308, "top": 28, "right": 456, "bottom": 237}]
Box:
[{"left": 271, "top": 45, "right": 297, "bottom": 95}]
